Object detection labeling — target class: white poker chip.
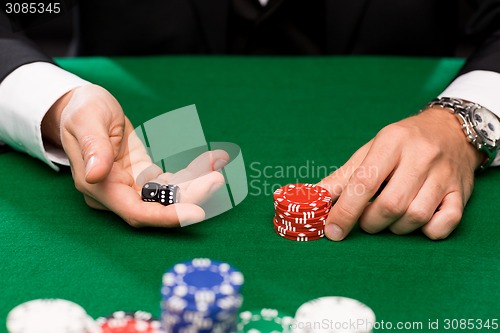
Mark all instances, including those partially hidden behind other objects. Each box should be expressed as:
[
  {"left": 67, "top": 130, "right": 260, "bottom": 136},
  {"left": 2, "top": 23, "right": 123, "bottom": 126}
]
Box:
[
  {"left": 292, "top": 296, "right": 375, "bottom": 333},
  {"left": 7, "top": 299, "right": 99, "bottom": 333}
]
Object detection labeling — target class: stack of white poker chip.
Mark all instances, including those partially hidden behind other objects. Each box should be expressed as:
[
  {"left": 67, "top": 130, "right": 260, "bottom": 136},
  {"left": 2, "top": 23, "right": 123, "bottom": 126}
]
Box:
[
  {"left": 292, "top": 297, "right": 375, "bottom": 333},
  {"left": 7, "top": 299, "right": 100, "bottom": 333}
]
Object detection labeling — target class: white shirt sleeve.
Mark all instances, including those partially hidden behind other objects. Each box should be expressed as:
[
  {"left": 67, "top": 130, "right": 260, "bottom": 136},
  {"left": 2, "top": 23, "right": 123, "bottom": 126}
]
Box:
[
  {"left": 439, "top": 70, "right": 500, "bottom": 166},
  {"left": 0, "top": 62, "right": 90, "bottom": 170}
]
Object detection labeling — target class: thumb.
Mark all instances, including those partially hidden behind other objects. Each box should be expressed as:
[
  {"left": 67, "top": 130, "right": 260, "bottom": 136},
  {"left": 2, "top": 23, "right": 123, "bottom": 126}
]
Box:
[
  {"left": 80, "top": 133, "right": 115, "bottom": 183},
  {"left": 65, "top": 116, "right": 116, "bottom": 184},
  {"left": 59, "top": 85, "right": 124, "bottom": 184}
]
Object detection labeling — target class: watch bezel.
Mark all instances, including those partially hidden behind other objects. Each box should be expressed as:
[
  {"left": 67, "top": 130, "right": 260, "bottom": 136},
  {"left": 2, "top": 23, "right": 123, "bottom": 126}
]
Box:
[{"left": 467, "top": 105, "right": 500, "bottom": 148}]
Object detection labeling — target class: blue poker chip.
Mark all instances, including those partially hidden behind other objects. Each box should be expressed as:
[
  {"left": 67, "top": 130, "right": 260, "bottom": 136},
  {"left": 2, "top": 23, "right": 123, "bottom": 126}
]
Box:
[
  {"left": 168, "top": 310, "right": 239, "bottom": 322},
  {"left": 161, "top": 300, "right": 240, "bottom": 322},
  {"left": 162, "top": 315, "right": 238, "bottom": 333},
  {"left": 161, "top": 259, "right": 244, "bottom": 303},
  {"left": 161, "top": 294, "right": 243, "bottom": 313},
  {"left": 161, "top": 308, "right": 239, "bottom": 333},
  {"left": 160, "top": 258, "right": 244, "bottom": 333}
]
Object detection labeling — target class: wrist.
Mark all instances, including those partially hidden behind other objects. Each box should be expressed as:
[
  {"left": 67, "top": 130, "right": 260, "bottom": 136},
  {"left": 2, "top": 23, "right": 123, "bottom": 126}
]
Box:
[
  {"left": 422, "top": 106, "right": 485, "bottom": 171},
  {"left": 41, "top": 90, "right": 74, "bottom": 149}
]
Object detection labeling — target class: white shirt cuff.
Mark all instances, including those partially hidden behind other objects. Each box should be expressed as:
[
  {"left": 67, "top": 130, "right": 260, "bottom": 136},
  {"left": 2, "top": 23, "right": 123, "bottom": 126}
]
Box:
[
  {"left": 439, "top": 70, "right": 500, "bottom": 167},
  {"left": 0, "top": 62, "right": 90, "bottom": 170}
]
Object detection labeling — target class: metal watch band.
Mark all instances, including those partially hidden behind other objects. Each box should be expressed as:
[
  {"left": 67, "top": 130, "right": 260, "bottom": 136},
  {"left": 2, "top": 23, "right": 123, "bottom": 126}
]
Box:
[
  {"left": 427, "top": 97, "right": 467, "bottom": 115},
  {"left": 426, "top": 97, "right": 498, "bottom": 170}
]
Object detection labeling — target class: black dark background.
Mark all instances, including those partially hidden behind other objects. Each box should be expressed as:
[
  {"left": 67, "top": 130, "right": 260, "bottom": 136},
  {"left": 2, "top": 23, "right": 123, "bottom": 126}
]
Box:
[{"left": 2, "top": 1, "right": 477, "bottom": 58}]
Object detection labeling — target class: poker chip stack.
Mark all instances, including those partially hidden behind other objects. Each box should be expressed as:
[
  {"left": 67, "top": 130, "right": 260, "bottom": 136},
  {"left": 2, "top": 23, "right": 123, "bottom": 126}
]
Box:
[
  {"left": 160, "top": 258, "right": 244, "bottom": 333},
  {"left": 96, "top": 311, "right": 163, "bottom": 333},
  {"left": 237, "top": 308, "right": 294, "bottom": 333},
  {"left": 273, "top": 183, "right": 332, "bottom": 241},
  {"left": 6, "top": 299, "right": 100, "bottom": 333},
  {"left": 292, "top": 296, "right": 376, "bottom": 333}
]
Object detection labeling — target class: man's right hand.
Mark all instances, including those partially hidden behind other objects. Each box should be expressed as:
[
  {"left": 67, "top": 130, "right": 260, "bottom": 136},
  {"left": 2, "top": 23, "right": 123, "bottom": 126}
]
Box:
[{"left": 42, "top": 84, "right": 228, "bottom": 227}]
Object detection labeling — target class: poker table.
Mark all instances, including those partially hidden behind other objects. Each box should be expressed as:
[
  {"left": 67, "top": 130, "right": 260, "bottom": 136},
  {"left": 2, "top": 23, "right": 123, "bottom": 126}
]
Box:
[{"left": 0, "top": 56, "right": 499, "bottom": 332}]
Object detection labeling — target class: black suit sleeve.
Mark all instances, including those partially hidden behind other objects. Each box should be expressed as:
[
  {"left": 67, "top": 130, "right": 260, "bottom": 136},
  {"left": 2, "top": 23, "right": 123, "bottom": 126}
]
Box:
[
  {"left": 0, "top": 13, "right": 53, "bottom": 82},
  {"left": 459, "top": 0, "right": 500, "bottom": 75}
]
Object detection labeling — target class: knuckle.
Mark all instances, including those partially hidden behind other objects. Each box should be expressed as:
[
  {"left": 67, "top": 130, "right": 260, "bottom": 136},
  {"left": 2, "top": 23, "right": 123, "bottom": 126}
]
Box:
[
  {"left": 83, "top": 196, "right": 99, "bottom": 209},
  {"left": 124, "top": 216, "right": 144, "bottom": 228},
  {"left": 389, "top": 226, "right": 406, "bottom": 235},
  {"left": 350, "top": 170, "right": 378, "bottom": 193},
  {"left": 360, "top": 222, "right": 379, "bottom": 234},
  {"left": 379, "top": 123, "right": 409, "bottom": 139},
  {"left": 405, "top": 206, "right": 432, "bottom": 225},
  {"left": 378, "top": 197, "right": 406, "bottom": 218},
  {"left": 445, "top": 208, "right": 463, "bottom": 226},
  {"left": 425, "top": 209, "right": 462, "bottom": 240},
  {"left": 422, "top": 142, "right": 442, "bottom": 160},
  {"left": 79, "top": 135, "right": 100, "bottom": 157},
  {"left": 335, "top": 203, "right": 358, "bottom": 223},
  {"left": 73, "top": 179, "right": 87, "bottom": 194},
  {"left": 424, "top": 229, "right": 448, "bottom": 241}
]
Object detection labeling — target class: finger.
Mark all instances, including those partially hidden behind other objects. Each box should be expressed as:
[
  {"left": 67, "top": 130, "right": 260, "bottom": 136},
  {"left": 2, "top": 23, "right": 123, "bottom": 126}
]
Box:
[
  {"left": 95, "top": 182, "right": 205, "bottom": 227},
  {"left": 318, "top": 140, "right": 373, "bottom": 201},
  {"left": 325, "top": 138, "right": 400, "bottom": 241},
  {"left": 180, "top": 171, "right": 226, "bottom": 205},
  {"left": 168, "top": 150, "right": 230, "bottom": 184},
  {"left": 150, "top": 171, "right": 225, "bottom": 206},
  {"left": 388, "top": 178, "right": 446, "bottom": 235},
  {"left": 135, "top": 164, "right": 164, "bottom": 188},
  {"left": 358, "top": 158, "right": 427, "bottom": 234},
  {"left": 154, "top": 172, "right": 175, "bottom": 184},
  {"left": 126, "top": 126, "right": 160, "bottom": 186},
  {"left": 83, "top": 195, "right": 108, "bottom": 210},
  {"left": 421, "top": 191, "right": 463, "bottom": 240},
  {"left": 193, "top": 149, "right": 229, "bottom": 171}
]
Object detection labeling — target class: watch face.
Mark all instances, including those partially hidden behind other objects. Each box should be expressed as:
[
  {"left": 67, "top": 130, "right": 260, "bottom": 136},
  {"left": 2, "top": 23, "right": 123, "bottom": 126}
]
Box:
[{"left": 471, "top": 107, "right": 500, "bottom": 146}]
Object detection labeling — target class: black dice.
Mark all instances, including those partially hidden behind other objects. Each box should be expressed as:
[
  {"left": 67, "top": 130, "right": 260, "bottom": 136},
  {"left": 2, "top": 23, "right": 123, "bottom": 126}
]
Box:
[{"left": 142, "top": 182, "right": 178, "bottom": 206}]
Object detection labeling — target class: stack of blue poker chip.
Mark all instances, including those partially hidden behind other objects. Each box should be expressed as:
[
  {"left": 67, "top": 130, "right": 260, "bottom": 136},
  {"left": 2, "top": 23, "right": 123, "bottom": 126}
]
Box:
[{"left": 161, "top": 258, "right": 244, "bottom": 333}]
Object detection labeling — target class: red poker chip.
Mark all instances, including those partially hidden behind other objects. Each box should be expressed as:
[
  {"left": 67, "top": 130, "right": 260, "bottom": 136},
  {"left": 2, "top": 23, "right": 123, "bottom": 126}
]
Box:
[
  {"left": 273, "top": 184, "right": 332, "bottom": 212},
  {"left": 97, "top": 311, "right": 161, "bottom": 333},
  {"left": 274, "top": 225, "right": 324, "bottom": 237},
  {"left": 275, "top": 224, "right": 326, "bottom": 234},
  {"left": 275, "top": 210, "right": 329, "bottom": 225},
  {"left": 275, "top": 231, "right": 325, "bottom": 241},
  {"left": 274, "top": 203, "right": 331, "bottom": 218},
  {"left": 274, "top": 216, "right": 324, "bottom": 230},
  {"left": 273, "top": 221, "right": 325, "bottom": 235},
  {"left": 274, "top": 227, "right": 324, "bottom": 238},
  {"left": 274, "top": 201, "right": 332, "bottom": 216},
  {"left": 274, "top": 224, "right": 324, "bottom": 234},
  {"left": 274, "top": 225, "right": 324, "bottom": 236},
  {"left": 274, "top": 213, "right": 329, "bottom": 226},
  {"left": 275, "top": 218, "right": 326, "bottom": 228},
  {"left": 274, "top": 217, "right": 325, "bottom": 231}
]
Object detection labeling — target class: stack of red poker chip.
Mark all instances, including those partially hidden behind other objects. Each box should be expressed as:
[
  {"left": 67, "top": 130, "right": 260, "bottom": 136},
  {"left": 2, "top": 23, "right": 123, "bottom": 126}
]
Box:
[
  {"left": 96, "top": 311, "right": 163, "bottom": 333},
  {"left": 273, "top": 183, "right": 332, "bottom": 241}
]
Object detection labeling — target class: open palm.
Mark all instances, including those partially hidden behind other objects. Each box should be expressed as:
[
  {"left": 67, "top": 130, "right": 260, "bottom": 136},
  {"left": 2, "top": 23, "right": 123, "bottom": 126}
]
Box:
[{"left": 59, "top": 85, "right": 227, "bottom": 227}]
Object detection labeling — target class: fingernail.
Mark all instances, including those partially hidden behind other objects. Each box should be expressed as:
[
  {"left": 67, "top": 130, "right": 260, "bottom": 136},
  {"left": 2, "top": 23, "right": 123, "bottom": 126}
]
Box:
[
  {"left": 325, "top": 224, "right": 344, "bottom": 241},
  {"left": 85, "top": 156, "right": 97, "bottom": 177},
  {"left": 213, "top": 159, "right": 228, "bottom": 171}
]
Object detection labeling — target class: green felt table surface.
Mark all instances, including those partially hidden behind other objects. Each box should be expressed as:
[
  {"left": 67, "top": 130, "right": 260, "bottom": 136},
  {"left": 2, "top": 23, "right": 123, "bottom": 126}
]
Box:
[{"left": 0, "top": 56, "right": 499, "bottom": 332}]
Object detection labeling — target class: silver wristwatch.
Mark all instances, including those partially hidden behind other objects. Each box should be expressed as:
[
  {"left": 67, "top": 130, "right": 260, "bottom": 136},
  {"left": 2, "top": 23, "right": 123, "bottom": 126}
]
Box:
[{"left": 427, "top": 97, "right": 500, "bottom": 170}]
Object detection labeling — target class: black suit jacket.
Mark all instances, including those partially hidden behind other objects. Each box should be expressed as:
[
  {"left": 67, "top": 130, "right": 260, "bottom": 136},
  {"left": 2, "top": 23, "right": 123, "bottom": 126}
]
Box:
[{"left": 1, "top": 0, "right": 500, "bottom": 81}]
